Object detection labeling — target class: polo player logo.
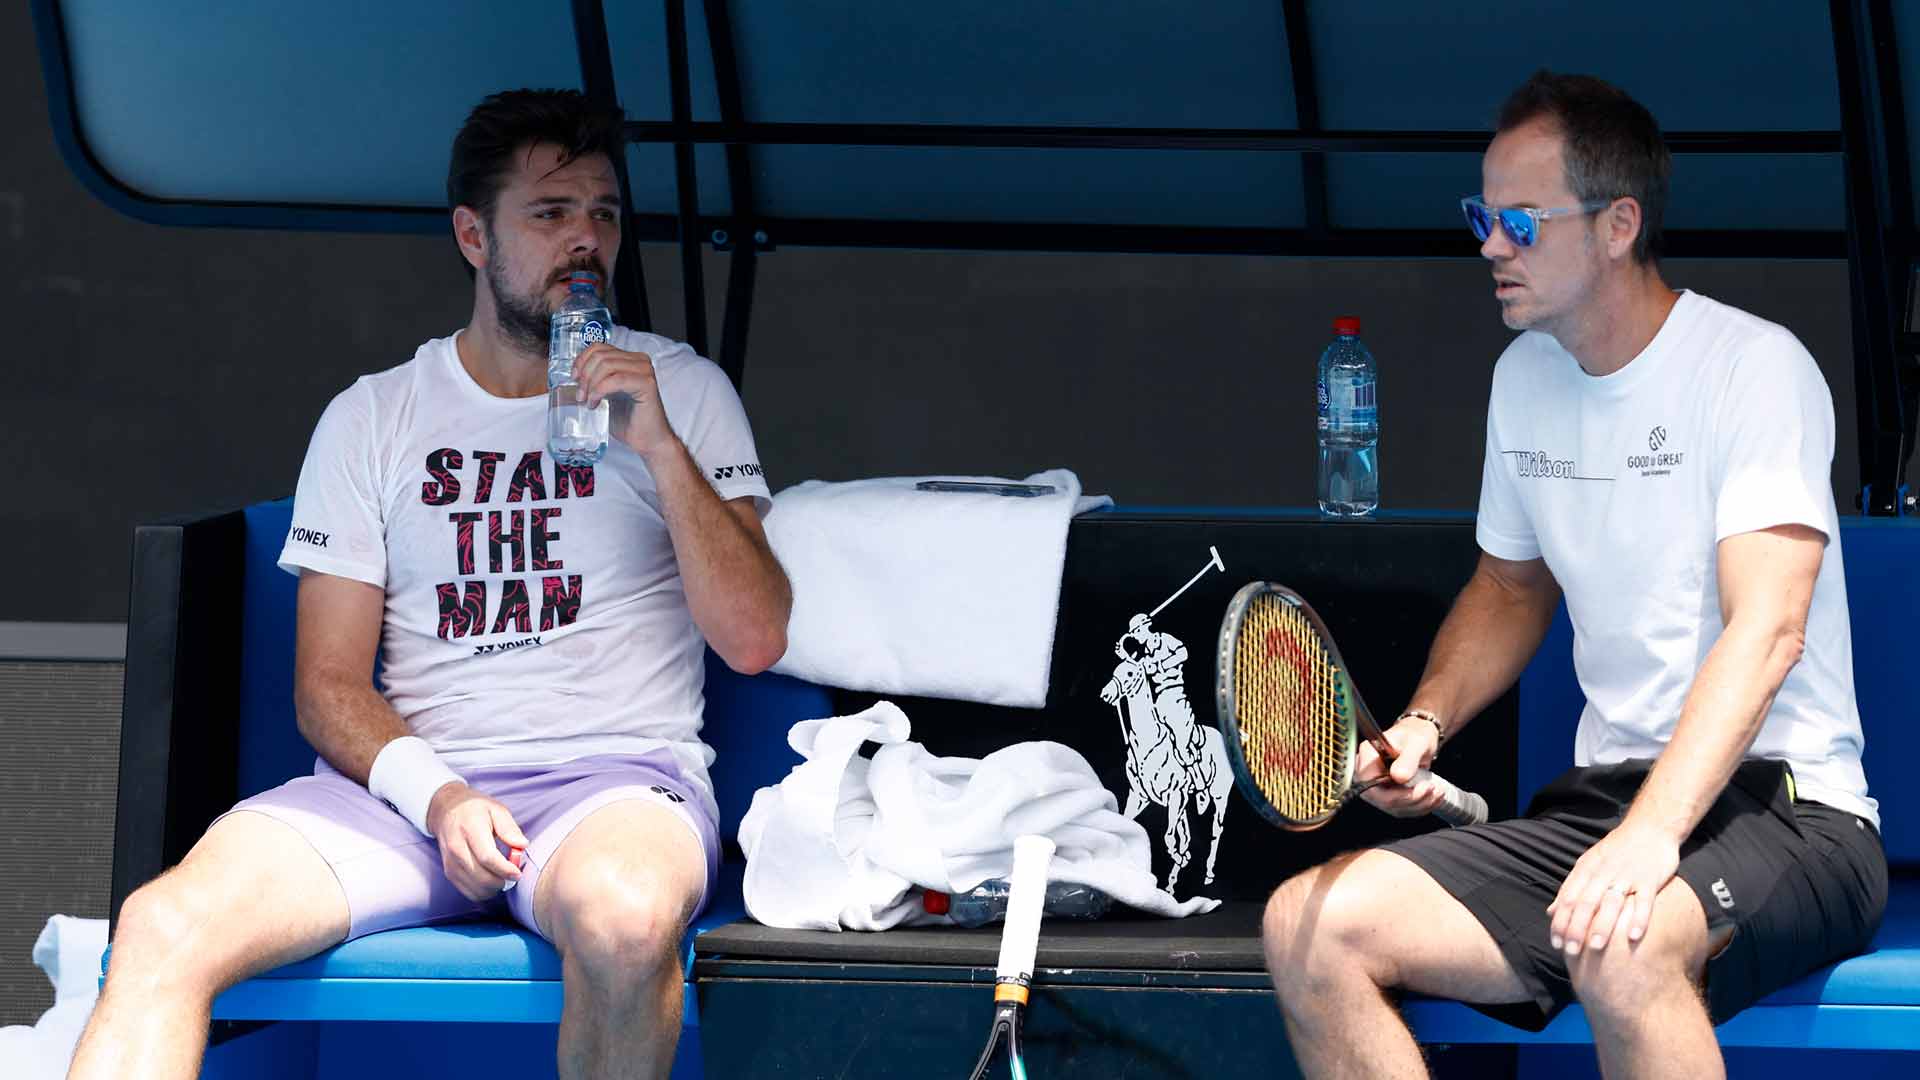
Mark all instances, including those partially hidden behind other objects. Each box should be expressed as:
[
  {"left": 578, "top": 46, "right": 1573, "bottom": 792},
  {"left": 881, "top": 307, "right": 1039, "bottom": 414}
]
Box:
[{"left": 1098, "top": 547, "right": 1233, "bottom": 894}]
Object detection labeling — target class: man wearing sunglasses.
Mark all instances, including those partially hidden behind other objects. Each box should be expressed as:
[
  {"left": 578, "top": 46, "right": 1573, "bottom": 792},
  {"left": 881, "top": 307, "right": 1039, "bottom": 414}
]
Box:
[{"left": 1263, "top": 71, "right": 1885, "bottom": 1078}]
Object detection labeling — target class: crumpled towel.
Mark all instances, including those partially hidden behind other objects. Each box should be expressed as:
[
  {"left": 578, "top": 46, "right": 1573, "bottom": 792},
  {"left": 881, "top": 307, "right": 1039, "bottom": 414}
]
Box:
[{"left": 738, "top": 702, "right": 1219, "bottom": 930}]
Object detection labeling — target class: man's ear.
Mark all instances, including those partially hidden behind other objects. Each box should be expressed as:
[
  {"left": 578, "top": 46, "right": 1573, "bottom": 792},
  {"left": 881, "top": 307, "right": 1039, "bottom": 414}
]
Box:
[
  {"left": 1603, "top": 197, "right": 1642, "bottom": 261},
  {"left": 452, "top": 206, "right": 488, "bottom": 272}
]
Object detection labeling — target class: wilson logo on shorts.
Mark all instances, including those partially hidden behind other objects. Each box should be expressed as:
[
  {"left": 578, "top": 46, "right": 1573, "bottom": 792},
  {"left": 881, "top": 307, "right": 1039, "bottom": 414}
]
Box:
[{"left": 1711, "top": 878, "right": 1736, "bottom": 909}]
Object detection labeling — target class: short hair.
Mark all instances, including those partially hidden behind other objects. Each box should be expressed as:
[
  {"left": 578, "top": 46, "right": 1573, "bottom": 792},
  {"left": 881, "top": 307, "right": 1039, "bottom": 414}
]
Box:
[
  {"left": 1496, "top": 71, "right": 1671, "bottom": 264},
  {"left": 446, "top": 89, "right": 625, "bottom": 271}
]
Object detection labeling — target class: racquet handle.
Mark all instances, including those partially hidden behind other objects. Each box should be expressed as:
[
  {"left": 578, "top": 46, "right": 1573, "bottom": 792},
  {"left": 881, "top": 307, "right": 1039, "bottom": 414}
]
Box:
[
  {"left": 1416, "top": 768, "right": 1489, "bottom": 827},
  {"left": 996, "top": 834, "right": 1056, "bottom": 984}
]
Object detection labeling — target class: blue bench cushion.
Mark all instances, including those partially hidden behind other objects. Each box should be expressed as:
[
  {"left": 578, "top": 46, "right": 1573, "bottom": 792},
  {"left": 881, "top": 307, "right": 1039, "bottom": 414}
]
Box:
[
  {"left": 194, "top": 871, "right": 748, "bottom": 1024},
  {"left": 1756, "top": 876, "right": 1920, "bottom": 1006},
  {"left": 236, "top": 864, "right": 748, "bottom": 985}
]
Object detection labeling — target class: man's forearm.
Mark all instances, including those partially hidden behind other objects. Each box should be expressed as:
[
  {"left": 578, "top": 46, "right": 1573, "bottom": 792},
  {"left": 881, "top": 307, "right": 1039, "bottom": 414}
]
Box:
[
  {"left": 1624, "top": 620, "right": 1800, "bottom": 843},
  {"left": 1407, "top": 564, "right": 1560, "bottom": 737},
  {"left": 645, "top": 436, "right": 792, "bottom": 672},
  {"left": 294, "top": 674, "right": 415, "bottom": 786}
]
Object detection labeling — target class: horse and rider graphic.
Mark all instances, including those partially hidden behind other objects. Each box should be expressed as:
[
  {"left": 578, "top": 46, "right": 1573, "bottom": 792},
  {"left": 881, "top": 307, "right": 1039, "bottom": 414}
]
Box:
[{"left": 1097, "top": 547, "right": 1232, "bottom": 894}]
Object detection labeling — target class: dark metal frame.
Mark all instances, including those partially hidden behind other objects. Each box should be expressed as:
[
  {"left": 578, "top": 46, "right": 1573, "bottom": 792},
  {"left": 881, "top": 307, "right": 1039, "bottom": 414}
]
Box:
[
  {"left": 1834, "top": 0, "right": 1919, "bottom": 515},
  {"left": 27, "top": 0, "right": 1917, "bottom": 510},
  {"left": 570, "top": 0, "right": 651, "bottom": 330}
]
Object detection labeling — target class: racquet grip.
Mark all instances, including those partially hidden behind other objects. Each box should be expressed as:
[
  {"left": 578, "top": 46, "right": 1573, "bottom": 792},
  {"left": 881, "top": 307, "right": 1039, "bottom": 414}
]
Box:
[
  {"left": 1419, "top": 769, "right": 1489, "bottom": 827},
  {"left": 995, "top": 835, "right": 1056, "bottom": 983}
]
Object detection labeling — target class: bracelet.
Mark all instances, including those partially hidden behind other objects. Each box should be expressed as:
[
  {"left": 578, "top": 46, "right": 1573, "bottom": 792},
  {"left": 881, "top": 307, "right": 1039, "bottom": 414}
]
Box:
[
  {"left": 368, "top": 736, "right": 465, "bottom": 838},
  {"left": 1399, "top": 708, "right": 1447, "bottom": 746}
]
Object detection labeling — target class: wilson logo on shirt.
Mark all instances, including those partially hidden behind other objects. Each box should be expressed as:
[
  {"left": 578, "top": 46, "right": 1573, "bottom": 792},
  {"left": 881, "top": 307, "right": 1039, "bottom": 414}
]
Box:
[{"left": 1501, "top": 450, "right": 1614, "bottom": 482}]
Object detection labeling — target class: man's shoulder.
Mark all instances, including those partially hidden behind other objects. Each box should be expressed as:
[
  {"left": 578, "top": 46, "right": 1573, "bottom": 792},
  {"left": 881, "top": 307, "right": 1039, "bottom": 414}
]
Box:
[
  {"left": 331, "top": 338, "right": 443, "bottom": 404},
  {"left": 1681, "top": 292, "right": 1810, "bottom": 368},
  {"left": 610, "top": 326, "right": 727, "bottom": 383},
  {"left": 1488, "top": 330, "right": 1562, "bottom": 394}
]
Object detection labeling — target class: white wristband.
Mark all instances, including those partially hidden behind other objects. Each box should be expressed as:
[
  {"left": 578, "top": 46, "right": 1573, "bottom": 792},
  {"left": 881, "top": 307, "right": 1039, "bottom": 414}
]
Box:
[{"left": 368, "top": 736, "right": 464, "bottom": 838}]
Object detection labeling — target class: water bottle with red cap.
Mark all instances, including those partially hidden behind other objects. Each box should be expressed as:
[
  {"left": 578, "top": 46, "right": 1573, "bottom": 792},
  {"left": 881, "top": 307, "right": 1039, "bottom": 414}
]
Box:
[
  {"left": 547, "top": 270, "right": 613, "bottom": 466},
  {"left": 1317, "top": 315, "right": 1378, "bottom": 516}
]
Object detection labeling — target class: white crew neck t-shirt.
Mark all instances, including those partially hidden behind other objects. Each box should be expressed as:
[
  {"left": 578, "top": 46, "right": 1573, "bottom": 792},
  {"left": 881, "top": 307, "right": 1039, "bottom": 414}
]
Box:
[
  {"left": 278, "top": 327, "right": 772, "bottom": 820},
  {"left": 1477, "top": 290, "right": 1877, "bottom": 828}
]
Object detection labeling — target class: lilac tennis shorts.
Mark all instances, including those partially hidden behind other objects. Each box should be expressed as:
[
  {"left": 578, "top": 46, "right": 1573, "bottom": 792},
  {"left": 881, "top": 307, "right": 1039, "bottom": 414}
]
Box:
[{"left": 218, "top": 749, "right": 720, "bottom": 942}]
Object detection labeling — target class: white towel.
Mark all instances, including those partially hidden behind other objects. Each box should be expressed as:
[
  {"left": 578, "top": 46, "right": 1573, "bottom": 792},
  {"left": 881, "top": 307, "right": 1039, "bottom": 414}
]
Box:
[
  {"left": 738, "top": 703, "right": 1220, "bottom": 931},
  {"left": 0, "top": 915, "right": 108, "bottom": 1080},
  {"left": 764, "top": 468, "right": 1110, "bottom": 707}
]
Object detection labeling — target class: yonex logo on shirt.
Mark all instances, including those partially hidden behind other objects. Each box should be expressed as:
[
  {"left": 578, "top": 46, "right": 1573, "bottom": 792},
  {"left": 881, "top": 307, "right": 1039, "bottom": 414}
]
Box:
[
  {"left": 473, "top": 636, "right": 542, "bottom": 656},
  {"left": 712, "top": 463, "right": 764, "bottom": 480},
  {"left": 290, "top": 527, "right": 330, "bottom": 548}
]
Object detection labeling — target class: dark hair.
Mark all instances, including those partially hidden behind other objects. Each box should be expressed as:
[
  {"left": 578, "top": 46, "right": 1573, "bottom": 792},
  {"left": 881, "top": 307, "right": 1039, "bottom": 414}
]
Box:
[
  {"left": 1496, "top": 71, "right": 1670, "bottom": 265},
  {"left": 446, "top": 89, "right": 625, "bottom": 271}
]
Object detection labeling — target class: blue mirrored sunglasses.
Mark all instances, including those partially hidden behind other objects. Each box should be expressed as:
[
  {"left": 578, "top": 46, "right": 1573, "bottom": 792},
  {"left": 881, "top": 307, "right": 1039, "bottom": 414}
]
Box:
[{"left": 1461, "top": 195, "right": 1613, "bottom": 247}]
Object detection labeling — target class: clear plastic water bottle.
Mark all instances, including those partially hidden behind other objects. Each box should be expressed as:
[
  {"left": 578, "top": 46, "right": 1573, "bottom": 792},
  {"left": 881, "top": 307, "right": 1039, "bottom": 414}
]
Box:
[
  {"left": 930, "top": 878, "right": 1115, "bottom": 928},
  {"left": 1317, "top": 315, "right": 1379, "bottom": 516},
  {"left": 548, "top": 271, "right": 613, "bottom": 466}
]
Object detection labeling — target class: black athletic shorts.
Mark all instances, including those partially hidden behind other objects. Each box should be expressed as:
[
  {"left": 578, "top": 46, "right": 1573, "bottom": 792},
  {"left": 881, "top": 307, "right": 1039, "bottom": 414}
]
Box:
[{"left": 1382, "top": 757, "right": 1887, "bottom": 1030}]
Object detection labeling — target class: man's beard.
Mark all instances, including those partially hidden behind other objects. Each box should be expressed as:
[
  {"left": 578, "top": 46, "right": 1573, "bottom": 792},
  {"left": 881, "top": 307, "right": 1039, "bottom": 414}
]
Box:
[
  {"left": 486, "top": 253, "right": 557, "bottom": 358},
  {"left": 483, "top": 239, "right": 608, "bottom": 358}
]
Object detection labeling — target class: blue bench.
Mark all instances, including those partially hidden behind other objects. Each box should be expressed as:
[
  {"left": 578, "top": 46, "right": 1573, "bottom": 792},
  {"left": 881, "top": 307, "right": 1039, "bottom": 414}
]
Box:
[{"left": 111, "top": 501, "right": 1918, "bottom": 1077}]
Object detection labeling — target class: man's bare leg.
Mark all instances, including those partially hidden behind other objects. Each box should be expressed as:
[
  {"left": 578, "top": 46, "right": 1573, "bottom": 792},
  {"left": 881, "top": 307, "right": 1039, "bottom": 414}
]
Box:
[
  {"left": 1570, "top": 880, "right": 1728, "bottom": 1080},
  {"left": 533, "top": 801, "right": 706, "bottom": 1080},
  {"left": 68, "top": 811, "right": 350, "bottom": 1080},
  {"left": 1263, "top": 849, "right": 1532, "bottom": 1080}
]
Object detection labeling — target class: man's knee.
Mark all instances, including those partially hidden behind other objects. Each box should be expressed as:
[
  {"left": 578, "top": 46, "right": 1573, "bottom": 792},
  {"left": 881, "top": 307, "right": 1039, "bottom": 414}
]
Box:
[
  {"left": 549, "top": 856, "right": 691, "bottom": 981},
  {"left": 1566, "top": 914, "right": 1708, "bottom": 1019},
  {"left": 108, "top": 876, "right": 217, "bottom": 989},
  {"left": 1263, "top": 856, "right": 1386, "bottom": 990}
]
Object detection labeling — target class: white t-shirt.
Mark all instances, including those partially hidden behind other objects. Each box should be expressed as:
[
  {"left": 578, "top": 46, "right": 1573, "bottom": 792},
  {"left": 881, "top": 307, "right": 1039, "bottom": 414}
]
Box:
[
  {"left": 278, "top": 327, "right": 772, "bottom": 820},
  {"left": 1477, "top": 290, "right": 1877, "bottom": 828}
]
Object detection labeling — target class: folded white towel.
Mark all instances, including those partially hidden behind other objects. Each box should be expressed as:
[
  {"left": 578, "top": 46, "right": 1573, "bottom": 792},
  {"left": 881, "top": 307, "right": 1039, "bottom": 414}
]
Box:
[
  {"left": 764, "top": 469, "right": 1111, "bottom": 707},
  {"left": 738, "top": 703, "right": 1220, "bottom": 931}
]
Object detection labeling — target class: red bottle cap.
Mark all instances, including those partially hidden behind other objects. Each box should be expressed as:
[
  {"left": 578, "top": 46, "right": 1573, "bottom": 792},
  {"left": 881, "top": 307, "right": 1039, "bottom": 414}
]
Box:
[
  {"left": 1332, "top": 316, "right": 1361, "bottom": 335},
  {"left": 922, "top": 889, "right": 951, "bottom": 915}
]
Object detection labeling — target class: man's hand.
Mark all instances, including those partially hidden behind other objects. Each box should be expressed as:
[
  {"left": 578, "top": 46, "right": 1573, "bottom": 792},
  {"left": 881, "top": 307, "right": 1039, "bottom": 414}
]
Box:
[
  {"left": 574, "top": 343, "right": 676, "bottom": 459},
  {"left": 425, "top": 782, "right": 531, "bottom": 901},
  {"left": 1354, "top": 715, "right": 1447, "bottom": 818},
  {"left": 1546, "top": 822, "right": 1680, "bottom": 957}
]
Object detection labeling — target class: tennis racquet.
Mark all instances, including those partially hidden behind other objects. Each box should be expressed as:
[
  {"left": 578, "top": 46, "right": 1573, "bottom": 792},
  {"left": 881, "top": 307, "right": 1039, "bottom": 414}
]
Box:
[
  {"left": 965, "top": 835, "right": 1054, "bottom": 1080},
  {"left": 1213, "top": 581, "right": 1489, "bottom": 831}
]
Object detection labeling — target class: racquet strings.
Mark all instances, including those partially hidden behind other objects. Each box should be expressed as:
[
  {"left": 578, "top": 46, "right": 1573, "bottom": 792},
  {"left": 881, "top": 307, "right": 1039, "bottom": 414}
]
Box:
[{"left": 1230, "top": 589, "right": 1354, "bottom": 824}]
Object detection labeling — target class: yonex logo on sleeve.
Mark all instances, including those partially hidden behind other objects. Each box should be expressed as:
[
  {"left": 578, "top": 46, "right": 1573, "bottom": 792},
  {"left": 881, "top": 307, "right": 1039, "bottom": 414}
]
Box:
[
  {"left": 290, "top": 527, "right": 331, "bottom": 548},
  {"left": 712, "top": 463, "right": 765, "bottom": 481}
]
